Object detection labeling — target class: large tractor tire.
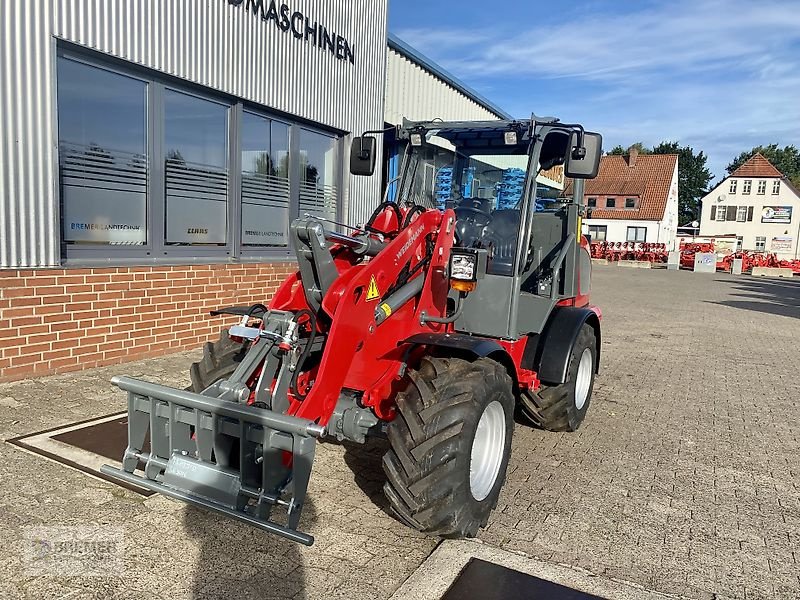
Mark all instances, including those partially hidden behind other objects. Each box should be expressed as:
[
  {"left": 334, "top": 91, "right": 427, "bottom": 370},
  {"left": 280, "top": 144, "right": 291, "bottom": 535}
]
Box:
[
  {"left": 519, "top": 324, "right": 596, "bottom": 432},
  {"left": 189, "top": 329, "right": 247, "bottom": 392},
  {"left": 383, "top": 356, "right": 514, "bottom": 538}
]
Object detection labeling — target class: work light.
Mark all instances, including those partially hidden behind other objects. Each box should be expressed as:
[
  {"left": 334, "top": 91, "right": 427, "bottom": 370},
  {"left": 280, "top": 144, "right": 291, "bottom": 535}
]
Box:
[{"left": 449, "top": 248, "right": 481, "bottom": 292}]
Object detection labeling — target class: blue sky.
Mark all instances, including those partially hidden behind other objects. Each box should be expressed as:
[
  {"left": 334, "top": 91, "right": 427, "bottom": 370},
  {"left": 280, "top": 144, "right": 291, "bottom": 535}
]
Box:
[{"left": 388, "top": 0, "right": 800, "bottom": 182}]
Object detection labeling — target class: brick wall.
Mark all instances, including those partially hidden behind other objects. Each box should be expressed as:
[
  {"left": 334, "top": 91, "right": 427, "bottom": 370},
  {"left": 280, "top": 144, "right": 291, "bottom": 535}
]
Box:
[{"left": 0, "top": 262, "right": 297, "bottom": 383}]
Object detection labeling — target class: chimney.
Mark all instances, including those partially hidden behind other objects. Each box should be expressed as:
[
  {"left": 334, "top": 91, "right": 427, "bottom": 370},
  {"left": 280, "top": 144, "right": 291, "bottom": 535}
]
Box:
[{"left": 627, "top": 146, "right": 639, "bottom": 167}]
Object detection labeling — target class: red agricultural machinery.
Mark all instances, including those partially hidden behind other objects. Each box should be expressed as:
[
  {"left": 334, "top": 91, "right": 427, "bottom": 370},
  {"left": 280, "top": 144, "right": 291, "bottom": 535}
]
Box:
[
  {"left": 590, "top": 241, "right": 668, "bottom": 263},
  {"left": 678, "top": 240, "right": 800, "bottom": 274},
  {"left": 102, "top": 117, "right": 604, "bottom": 545}
]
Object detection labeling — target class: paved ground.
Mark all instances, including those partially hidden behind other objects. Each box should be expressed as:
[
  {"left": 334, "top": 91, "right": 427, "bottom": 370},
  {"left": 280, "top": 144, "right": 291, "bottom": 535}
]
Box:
[{"left": 1, "top": 266, "right": 799, "bottom": 599}]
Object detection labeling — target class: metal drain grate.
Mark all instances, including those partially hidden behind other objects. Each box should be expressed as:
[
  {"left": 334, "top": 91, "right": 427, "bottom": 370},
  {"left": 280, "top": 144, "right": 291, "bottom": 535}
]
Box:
[{"left": 441, "top": 558, "right": 606, "bottom": 600}]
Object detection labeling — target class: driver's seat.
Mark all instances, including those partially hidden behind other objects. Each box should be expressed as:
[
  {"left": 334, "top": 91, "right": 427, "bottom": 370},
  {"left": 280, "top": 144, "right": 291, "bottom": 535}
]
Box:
[{"left": 483, "top": 210, "right": 520, "bottom": 276}]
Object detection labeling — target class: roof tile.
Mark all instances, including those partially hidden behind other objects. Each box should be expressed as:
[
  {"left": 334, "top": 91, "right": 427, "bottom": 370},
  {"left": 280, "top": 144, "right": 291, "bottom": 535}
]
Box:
[
  {"left": 730, "top": 153, "right": 783, "bottom": 178},
  {"left": 566, "top": 154, "right": 678, "bottom": 221}
]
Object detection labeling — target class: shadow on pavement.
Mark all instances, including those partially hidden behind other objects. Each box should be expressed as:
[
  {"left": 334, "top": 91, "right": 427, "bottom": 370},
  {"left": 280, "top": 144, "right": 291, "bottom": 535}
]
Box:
[
  {"left": 341, "top": 437, "right": 392, "bottom": 515},
  {"left": 709, "top": 276, "right": 800, "bottom": 319},
  {"left": 183, "top": 496, "right": 317, "bottom": 599}
]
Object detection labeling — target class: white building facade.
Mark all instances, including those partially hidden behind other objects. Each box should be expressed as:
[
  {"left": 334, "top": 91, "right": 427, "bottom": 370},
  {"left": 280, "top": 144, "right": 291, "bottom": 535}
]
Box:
[
  {"left": 580, "top": 151, "right": 679, "bottom": 249},
  {"left": 699, "top": 154, "right": 800, "bottom": 258}
]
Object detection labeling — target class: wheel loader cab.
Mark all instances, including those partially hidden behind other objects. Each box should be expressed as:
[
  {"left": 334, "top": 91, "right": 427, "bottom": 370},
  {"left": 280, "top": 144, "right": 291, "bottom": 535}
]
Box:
[{"left": 394, "top": 119, "right": 602, "bottom": 339}]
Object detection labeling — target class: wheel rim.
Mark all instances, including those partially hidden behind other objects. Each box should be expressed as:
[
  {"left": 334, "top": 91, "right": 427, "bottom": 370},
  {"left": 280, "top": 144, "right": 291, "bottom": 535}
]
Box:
[
  {"left": 574, "top": 348, "right": 593, "bottom": 411},
  {"left": 469, "top": 400, "right": 506, "bottom": 502}
]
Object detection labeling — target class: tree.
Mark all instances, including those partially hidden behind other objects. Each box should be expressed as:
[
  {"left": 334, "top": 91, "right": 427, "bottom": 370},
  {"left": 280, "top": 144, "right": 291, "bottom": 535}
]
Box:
[
  {"left": 726, "top": 144, "right": 800, "bottom": 188},
  {"left": 605, "top": 141, "right": 713, "bottom": 223},
  {"left": 608, "top": 142, "right": 650, "bottom": 156},
  {"left": 652, "top": 141, "right": 713, "bottom": 224}
]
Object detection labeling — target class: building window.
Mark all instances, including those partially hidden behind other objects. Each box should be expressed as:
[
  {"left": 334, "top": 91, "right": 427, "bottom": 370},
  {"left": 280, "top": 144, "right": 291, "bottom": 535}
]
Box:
[
  {"left": 755, "top": 236, "right": 766, "bottom": 252},
  {"left": 587, "top": 197, "right": 597, "bottom": 208},
  {"left": 743, "top": 180, "right": 752, "bottom": 194},
  {"left": 164, "top": 90, "right": 229, "bottom": 246},
  {"left": 736, "top": 206, "right": 747, "bottom": 222},
  {"left": 626, "top": 226, "right": 646, "bottom": 242},
  {"left": 57, "top": 58, "right": 148, "bottom": 245},
  {"left": 299, "top": 129, "right": 339, "bottom": 224},
  {"left": 715, "top": 206, "right": 726, "bottom": 221},
  {"left": 56, "top": 49, "right": 342, "bottom": 264},
  {"left": 773, "top": 180, "right": 780, "bottom": 195},
  {"left": 729, "top": 180, "right": 737, "bottom": 194},
  {"left": 625, "top": 198, "right": 636, "bottom": 209},
  {"left": 241, "top": 113, "right": 290, "bottom": 247},
  {"left": 606, "top": 197, "right": 615, "bottom": 208},
  {"left": 757, "top": 180, "right": 766, "bottom": 195},
  {"left": 588, "top": 225, "right": 607, "bottom": 241}
]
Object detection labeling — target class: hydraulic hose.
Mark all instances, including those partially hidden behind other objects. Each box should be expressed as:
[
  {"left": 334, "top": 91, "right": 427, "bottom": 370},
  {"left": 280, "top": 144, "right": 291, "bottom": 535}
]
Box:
[{"left": 289, "top": 309, "right": 317, "bottom": 401}]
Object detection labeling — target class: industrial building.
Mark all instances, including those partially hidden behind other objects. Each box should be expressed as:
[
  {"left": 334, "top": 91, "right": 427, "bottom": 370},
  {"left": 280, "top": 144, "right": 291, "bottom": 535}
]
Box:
[{"left": 0, "top": 0, "right": 514, "bottom": 382}]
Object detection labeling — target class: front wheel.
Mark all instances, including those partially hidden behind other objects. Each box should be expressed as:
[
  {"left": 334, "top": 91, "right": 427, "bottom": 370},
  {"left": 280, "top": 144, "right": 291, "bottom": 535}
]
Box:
[
  {"left": 519, "top": 323, "right": 597, "bottom": 432},
  {"left": 382, "top": 357, "right": 514, "bottom": 538}
]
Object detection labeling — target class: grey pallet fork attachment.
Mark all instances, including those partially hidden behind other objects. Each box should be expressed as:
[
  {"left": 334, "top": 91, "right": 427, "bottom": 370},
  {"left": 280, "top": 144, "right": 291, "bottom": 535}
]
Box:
[
  {"left": 101, "top": 310, "right": 325, "bottom": 546},
  {"left": 101, "top": 377, "right": 324, "bottom": 545}
]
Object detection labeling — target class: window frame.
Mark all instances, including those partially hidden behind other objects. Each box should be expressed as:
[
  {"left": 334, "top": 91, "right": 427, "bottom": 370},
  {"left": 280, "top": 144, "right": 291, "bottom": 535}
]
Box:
[
  {"left": 624, "top": 197, "right": 636, "bottom": 209},
  {"left": 757, "top": 180, "right": 766, "bottom": 195},
  {"left": 605, "top": 197, "right": 615, "bottom": 208},
  {"left": 742, "top": 179, "right": 752, "bottom": 194},
  {"left": 626, "top": 226, "right": 647, "bottom": 242},
  {"left": 56, "top": 44, "right": 343, "bottom": 266},
  {"left": 587, "top": 197, "right": 597, "bottom": 208},
  {"left": 755, "top": 236, "right": 766, "bottom": 252},
  {"left": 715, "top": 206, "right": 726, "bottom": 221},
  {"left": 729, "top": 180, "right": 737, "bottom": 194},
  {"left": 588, "top": 225, "right": 607, "bottom": 241},
  {"left": 736, "top": 206, "right": 747, "bottom": 222},
  {"left": 772, "top": 180, "right": 780, "bottom": 195}
]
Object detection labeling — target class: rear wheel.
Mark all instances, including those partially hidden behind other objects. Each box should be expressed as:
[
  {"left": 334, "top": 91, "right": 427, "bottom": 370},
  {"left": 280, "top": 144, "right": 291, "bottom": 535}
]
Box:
[
  {"left": 382, "top": 356, "right": 514, "bottom": 538},
  {"left": 519, "top": 324, "right": 596, "bottom": 432}
]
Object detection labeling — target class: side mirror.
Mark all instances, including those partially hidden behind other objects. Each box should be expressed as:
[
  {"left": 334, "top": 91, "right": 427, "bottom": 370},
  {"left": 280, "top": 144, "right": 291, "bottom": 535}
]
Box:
[
  {"left": 565, "top": 131, "right": 602, "bottom": 179},
  {"left": 349, "top": 136, "right": 377, "bottom": 176}
]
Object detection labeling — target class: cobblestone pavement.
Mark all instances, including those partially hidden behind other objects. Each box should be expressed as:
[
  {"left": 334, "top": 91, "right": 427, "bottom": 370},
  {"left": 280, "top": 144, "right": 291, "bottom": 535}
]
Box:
[{"left": 1, "top": 266, "right": 798, "bottom": 599}]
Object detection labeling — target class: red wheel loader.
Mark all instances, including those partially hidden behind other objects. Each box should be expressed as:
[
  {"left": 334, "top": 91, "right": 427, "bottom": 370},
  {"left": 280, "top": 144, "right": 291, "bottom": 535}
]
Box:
[{"left": 102, "top": 117, "right": 604, "bottom": 545}]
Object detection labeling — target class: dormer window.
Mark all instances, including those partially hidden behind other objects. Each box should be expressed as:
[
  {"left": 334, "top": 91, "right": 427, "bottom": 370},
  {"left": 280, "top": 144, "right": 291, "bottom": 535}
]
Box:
[
  {"left": 625, "top": 198, "right": 635, "bottom": 208},
  {"left": 606, "top": 197, "right": 615, "bottom": 208}
]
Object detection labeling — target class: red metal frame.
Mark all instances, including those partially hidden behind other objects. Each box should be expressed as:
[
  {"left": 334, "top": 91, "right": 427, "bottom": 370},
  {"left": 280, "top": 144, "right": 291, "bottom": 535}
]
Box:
[{"left": 263, "top": 206, "right": 601, "bottom": 428}]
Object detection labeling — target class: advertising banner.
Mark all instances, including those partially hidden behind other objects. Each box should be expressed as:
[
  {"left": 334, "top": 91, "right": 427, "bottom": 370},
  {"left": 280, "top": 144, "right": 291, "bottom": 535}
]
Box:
[
  {"left": 771, "top": 236, "right": 793, "bottom": 252},
  {"left": 761, "top": 206, "right": 792, "bottom": 223}
]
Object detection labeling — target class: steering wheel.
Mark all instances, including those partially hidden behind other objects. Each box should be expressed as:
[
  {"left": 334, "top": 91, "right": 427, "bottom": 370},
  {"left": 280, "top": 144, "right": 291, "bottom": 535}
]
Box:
[{"left": 454, "top": 200, "right": 492, "bottom": 246}]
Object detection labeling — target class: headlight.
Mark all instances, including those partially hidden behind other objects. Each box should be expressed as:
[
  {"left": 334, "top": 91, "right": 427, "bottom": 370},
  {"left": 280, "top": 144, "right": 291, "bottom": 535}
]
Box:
[{"left": 449, "top": 248, "right": 482, "bottom": 293}]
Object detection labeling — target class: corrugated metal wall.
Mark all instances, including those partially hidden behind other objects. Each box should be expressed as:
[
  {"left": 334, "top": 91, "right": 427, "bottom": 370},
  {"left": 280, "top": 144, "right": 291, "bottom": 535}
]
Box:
[
  {"left": 385, "top": 46, "right": 503, "bottom": 125},
  {"left": 0, "top": 0, "right": 387, "bottom": 268}
]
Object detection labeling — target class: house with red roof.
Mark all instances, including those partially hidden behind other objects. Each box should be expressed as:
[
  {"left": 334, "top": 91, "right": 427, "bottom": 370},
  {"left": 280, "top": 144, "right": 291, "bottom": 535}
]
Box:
[
  {"left": 699, "top": 153, "right": 800, "bottom": 257},
  {"left": 568, "top": 147, "right": 679, "bottom": 249}
]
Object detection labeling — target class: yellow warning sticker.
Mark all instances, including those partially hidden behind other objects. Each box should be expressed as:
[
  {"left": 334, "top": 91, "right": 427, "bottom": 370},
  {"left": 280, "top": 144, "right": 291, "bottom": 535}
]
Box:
[
  {"left": 379, "top": 302, "right": 392, "bottom": 317},
  {"left": 366, "top": 275, "right": 381, "bottom": 301}
]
